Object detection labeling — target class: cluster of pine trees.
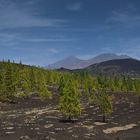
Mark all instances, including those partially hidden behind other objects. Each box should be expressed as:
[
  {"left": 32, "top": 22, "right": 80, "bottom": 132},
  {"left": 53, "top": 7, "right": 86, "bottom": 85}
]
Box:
[
  {"left": 0, "top": 60, "right": 140, "bottom": 122},
  {"left": 58, "top": 75, "right": 81, "bottom": 121},
  {"left": 57, "top": 73, "right": 112, "bottom": 122},
  {"left": 0, "top": 60, "right": 60, "bottom": 101},
  {"left": 57, "top": 72, "right": 140, "bottom": 122}
]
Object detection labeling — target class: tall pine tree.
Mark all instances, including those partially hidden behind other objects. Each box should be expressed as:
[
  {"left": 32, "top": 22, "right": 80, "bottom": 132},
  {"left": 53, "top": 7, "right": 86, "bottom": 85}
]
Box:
[
  {"left": 4, "top": 63, "right": 16, "bottom": 99},
  {"left": 96, "top": 88, "right": 112, "bottom": 122},
  {"left": 0, "top": 71, "right": 5, "bottom": 100},
  {"left": 36, "top": 71, "right": 51, "bottom": 100},
  {"left": 58, "top": 78, "right": 81, "bottom": 121}
]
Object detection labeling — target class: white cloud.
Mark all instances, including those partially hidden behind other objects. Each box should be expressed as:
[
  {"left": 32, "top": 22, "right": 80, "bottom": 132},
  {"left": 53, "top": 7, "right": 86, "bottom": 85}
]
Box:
[
  {"left": 24, "top": 38, "right": 74, "bottom": 42},
  {"left": 0, "top": 33, "right": 20, "bottom": 46},
  {"left": 67, "top": 2, "right": 83, "bottom": 11},
  {"left": 107, "top": 9, "right": 140, "bottom": 28},
  {"left": 49, "top": 48, "right": 59, "bottom": 54},
  {"left": 0, "top": 32, "right": 74, "bottom": 47},
  {"left": 0, "top": 0, "right": 65, "bottom": 29}
]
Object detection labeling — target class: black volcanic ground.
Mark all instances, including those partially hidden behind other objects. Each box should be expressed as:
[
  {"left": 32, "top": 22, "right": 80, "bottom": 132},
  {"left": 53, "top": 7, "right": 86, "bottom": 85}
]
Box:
[{"left": 0, "top": 92, "right": 140, "bottom": 140}]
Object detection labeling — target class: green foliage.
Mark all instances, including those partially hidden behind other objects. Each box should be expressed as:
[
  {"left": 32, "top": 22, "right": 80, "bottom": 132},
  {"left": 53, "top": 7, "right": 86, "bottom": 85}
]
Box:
[
  {"left": 29, "top": 68, "right": 37, "bottom": 92},
  {"left": 96, "top": 89, "right": 112, "bottom": 122},
  {"left": 17, "top": 68, "right": 31, "bottom": 96},
  {"left": 0, "top": 60, "right": 140, "bottom": 116},
  {"left": 4, "top": 63, "right": 16, "bottom": 99},
  {"left": 0, "top": 61, "right": 57, "bottom": 101},
  {"left": 57, "top": 75, "right": 66, "bottom": 97},
  {"left": 83, "top": 75, "right": 96, "bottom": 104},
  {"left": 58, "top": 78, "right": 81, "bottom": 120},
  {"left": 0, "top": 72, "right": 5, "bottom": 100},
  {"left": 36, "top": 70, "right": 51, "bottom": 100},
  {"left": 133, "top": 79, "right": 140, "bottom": 93},
  {"left": 15, "top": 92, "right": 28, "bottom": 98},
  {"left": 88, "top": 86, "right": 96, "bottom": 104},
  {"left": 96, "top": 75, "right": 108, "bottom": 89}
]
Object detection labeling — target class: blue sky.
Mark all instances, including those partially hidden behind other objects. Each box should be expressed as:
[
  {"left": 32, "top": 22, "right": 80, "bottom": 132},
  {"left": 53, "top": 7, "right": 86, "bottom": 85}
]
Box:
[{"left": 0, "top": 0, "right": 140, "bottom": 66}]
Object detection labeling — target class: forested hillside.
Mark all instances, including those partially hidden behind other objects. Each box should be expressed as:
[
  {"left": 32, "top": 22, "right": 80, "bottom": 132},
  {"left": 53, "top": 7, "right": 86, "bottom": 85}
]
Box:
[
  {"left": 0, "top": 61, "right": 140, "bottom": 140},
  {"left": 0, "top": 60, "right": 62, "bottom": 102},
  {"left": 0, "top": 60, "right": 140, "bottom": 105}
]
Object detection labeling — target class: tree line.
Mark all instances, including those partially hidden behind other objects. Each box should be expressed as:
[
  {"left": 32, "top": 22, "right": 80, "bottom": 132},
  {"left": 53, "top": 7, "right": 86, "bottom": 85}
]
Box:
[
  {"left": 0, "top": 60, "right": 140, "bottom": 122},
  {"left": 0, "top": 60, "right": 60, "bottom": 101}
]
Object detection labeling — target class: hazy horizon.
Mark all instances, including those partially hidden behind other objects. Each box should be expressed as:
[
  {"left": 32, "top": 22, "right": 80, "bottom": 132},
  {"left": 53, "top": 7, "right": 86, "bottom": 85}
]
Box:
[
  {"left": 0, "top": 52, "right": 138, "bottom": 67},
  {"left": 0, "top": 0, "right": 140, "bottom": 66}
]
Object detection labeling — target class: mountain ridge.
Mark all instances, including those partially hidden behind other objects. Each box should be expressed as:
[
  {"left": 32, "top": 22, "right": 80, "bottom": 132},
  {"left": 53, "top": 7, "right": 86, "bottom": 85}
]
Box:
[
  {"left": 82, "top": 58, "right": 140, "bottom": 77},
  {"left": 46, "top": 53, "right": 131, "bottom": 70}
]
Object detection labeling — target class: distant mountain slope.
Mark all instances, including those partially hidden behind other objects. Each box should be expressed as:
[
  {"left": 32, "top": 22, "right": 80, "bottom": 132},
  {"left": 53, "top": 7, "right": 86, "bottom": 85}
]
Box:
[
  {"left": 88, "top": 53, "right": 131, "bottom": 65},
  {"left": 85, "top": 58, "right": 140, "bottom": 76},
  {"left": 46, "top": 53, "right": 131, "bottom": 70},
  {"left": 47, "top": 56, "right": 87, "bottom": 70}
]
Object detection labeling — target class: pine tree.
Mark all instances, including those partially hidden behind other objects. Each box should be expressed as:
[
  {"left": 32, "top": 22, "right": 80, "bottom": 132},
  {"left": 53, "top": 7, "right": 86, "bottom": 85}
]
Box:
[
  {"left": 58, "top": 79, "right": 81, "bottom": 121},
  {"left": 0, "top": 72, "right": 5, "bottom": 100},
  {"left": 84, "top": 75, "right": 92, "bottom": 94},
  {"left": 127, "top": 76, "right": 134, "bottom": 92},
  {"left": 18, "top": 68, "right": 31, "bottom": 97},
  {"left": 88, "top": 85, "right": 96, "bottom": 104},
  {"left": 29, "top": 68, "right": 37, "bottom": 92},
  {"left": 4, "top": 63, "right": 16, "bottom": 99},
  {"left": 121, "top": 76, "right": 128, "bottom": 92},
  {"left": 36, "top": 71, "right": 51, "bottom": 100},
  {"left": 19, "top": 60, "right": 22, "bottom": 65},
  {"left": 97, "top": 75, "right": 109, "bottom": 90},
  {"left": 133, "top": 79, "right": 140, "bottom": 103},
  {"left": 57, "top": 75, "right": 66, "bottom": 97},
  {"left": 46, "top": 70, "right": 54, "bottom": 84},
  {"left": 96, "top": 88, "right": 112, "bottom": 122},
  {"left": 114, "top": 76, "right": 122, "bottom": 92},
  {"left": 84, "top": 76, "right": 96, "bottom": 104}
]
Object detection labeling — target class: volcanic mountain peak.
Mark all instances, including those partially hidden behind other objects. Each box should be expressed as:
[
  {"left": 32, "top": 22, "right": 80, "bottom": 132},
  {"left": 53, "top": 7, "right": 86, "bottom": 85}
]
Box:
[{"left": 46, "top": 53, "right": 131, "bottom": 70}]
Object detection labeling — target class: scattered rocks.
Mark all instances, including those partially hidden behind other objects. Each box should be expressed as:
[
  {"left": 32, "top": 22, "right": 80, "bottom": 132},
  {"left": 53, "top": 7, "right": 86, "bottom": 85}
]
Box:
[
  {"left": 35, "top": 127, "right": 40, "bottom": 130},
  {"left": 49, "top": 131, "right": 56, "bottom": 135},
  {"left": 44, "top": 124, "right": 54, "bottom": 129},
  {"left": 45, "top": 116, "right": 58, "bottom": 119},
  {"left": 25, "top": 107, "right": 58, "bottom": 116},
  {"left": 86, "top": 118, "right": 92, "bottom": 121},
  {"left": 46, "top": 136, "right": 55, "bottom": 140},
  {"left": 20, "top": 135, "right": 31, "bottom": 140},
  {"left": 72, "top": 134, "right": 78, "bottom": 138},
  {"left": 67, "top": 127, "right": 73, "bottom": 130},
  {"left": 74, "top": 123, "right": 94, "bottom": 132},
  {"left": 8, "top": 114, "right": 17, "bottom": 118},
  {"left": 103, "top": 123, "right": 137, "bottom": 134},
  {"left": 94, "top": 122, "right": 107, "bottom": 126},
  {"left": 5, "top": 131, "right": 15, "bottom": 134},
  {"left": 68, "top": 130, "right": 73, "bottom": 133},
  {"left": 55, "top": 127, "right": 65, "bottom": 131},
  {"left": 3, "top": 127, "right": 14, "bottom": 130},
  {"left": 85, "top": 133, "right": 95, "bottom": 137},
  {"left": 37, "top": 132, "right": 42, "bottom": 135},
  {"left": 84, "top": 133, "right": 95, "bottom": 138},
  {"left": 0, "top": 93, "right": 140, "bottom": 140}
]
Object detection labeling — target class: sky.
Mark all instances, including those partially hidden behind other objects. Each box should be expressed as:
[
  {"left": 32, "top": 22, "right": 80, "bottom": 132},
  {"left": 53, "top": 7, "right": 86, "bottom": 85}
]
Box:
[{"left": 0, "top": 0, "right": 140, "bottom": 66}]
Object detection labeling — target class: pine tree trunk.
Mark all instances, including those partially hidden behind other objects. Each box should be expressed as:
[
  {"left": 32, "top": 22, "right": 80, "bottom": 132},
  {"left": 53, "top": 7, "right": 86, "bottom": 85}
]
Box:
[
  {"left": 103, "top": 114, "right": 106, "bottom": 122},
  {"left": 68, "top": 116, "right": 71, "bottom": 121}
]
